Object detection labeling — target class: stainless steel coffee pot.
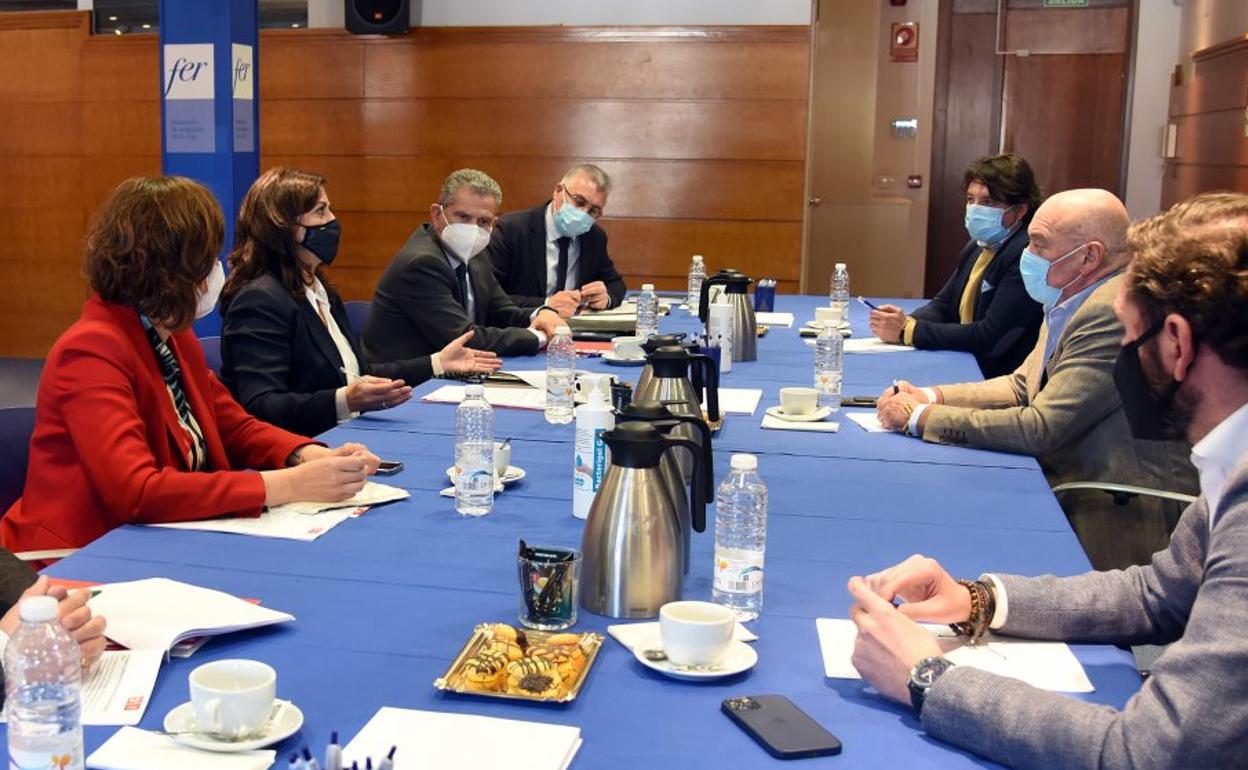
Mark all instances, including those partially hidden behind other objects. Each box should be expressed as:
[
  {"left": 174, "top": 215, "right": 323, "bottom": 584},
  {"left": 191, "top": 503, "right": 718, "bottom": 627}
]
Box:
[
  {"left": 579, "top": 422, "right": 709, "bottom": 618},
  {"left": 699, "top": 269, "right": 757, "bottom": 362},
  {"left": 616, "top": 400, "right": 715, "bottom": 575},
  {"left": 631, "top": 345, "right": 719, "bottom": 483},
  {"left": 632, "top": 333, "right": 688, "bottom": 397}
]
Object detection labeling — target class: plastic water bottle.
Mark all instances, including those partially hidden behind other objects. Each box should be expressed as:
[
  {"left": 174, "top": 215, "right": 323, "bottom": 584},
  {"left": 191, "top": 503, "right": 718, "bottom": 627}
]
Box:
[
  {"left": 635, "top": 283, "right": 659, "bottom": 340},
  {"left": 544, "top": 324, "right": 576, "bottom": 425},
  {"left": 5, "top": 595, "right": 84, "bottom": 770},
  {"left": 455, "top": 384, "right": 494, "bottom": 516},
  {"left": 829, "top": 262, "right": 850, "bottom": 325},
  {"left": 572, "top": 375, "right": 614, "bottom": 519},
  {"left": 814, "top": 321, "right": 843, "bottom": 412},
  {"left": 686, "top": 255, "right": 707, "bottom": 314},
  {"left": 712, "top": 454, "right": 767, "bottom": 621}
]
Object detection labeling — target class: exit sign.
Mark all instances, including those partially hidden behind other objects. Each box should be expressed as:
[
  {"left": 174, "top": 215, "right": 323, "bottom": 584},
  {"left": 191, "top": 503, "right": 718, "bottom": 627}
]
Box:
[{"left": 1044, "top": 0, "right": 1089, "bottom": 6}]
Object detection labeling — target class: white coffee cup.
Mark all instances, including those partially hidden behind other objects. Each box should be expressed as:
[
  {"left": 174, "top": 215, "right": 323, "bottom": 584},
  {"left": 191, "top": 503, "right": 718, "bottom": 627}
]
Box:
[
  {"left": 659, "top": 601, "right": 735, "bottom": 667},
  {"left": 779, "top": 386, "right": 819, "bottom": 416},
  {"left": 611, "top": 335, "right": 645, "bottom": 360},
  {"left": 189, "top": 659, "right": 276, "bottom": 739},
  {"left": 493, "top": 441, "right": 511, "bottom": 477},
  {"left": 815, "top": 305, "right": 844, "bottom": 325}
]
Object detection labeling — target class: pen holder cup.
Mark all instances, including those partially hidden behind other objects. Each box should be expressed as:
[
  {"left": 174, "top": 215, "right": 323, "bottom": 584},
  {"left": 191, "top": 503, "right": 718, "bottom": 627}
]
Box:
[
  {"left": 753, "top": 283, "right": 776, "bottom": 312},
  {"left": 518, "top": 547, "right": 582, "bottom": 630}
]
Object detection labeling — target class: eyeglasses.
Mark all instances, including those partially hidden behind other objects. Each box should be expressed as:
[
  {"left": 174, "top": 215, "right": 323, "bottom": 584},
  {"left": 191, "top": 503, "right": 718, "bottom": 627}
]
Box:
[{"left": 562, "top": 188, "right": 604, "bottom": 219}]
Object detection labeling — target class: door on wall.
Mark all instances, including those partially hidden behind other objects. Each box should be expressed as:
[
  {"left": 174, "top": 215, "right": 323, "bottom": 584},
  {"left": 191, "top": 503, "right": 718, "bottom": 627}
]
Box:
[{"left": 925, "top": 0, "right": 1132, "bottom": 297}]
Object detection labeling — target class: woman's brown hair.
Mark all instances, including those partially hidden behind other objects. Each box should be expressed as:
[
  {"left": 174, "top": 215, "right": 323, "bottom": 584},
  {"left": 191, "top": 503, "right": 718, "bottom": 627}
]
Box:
[
  {"left": 84, "top": 175, "right": 224, "bottom": 330},
  {"left": 221, "top": 167, "right": 327, "bottom": 311}
]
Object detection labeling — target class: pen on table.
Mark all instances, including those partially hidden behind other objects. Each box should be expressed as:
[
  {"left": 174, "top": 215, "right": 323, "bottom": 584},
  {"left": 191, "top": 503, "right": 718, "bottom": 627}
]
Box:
[
  {"left": 892, "top": 379, "right": 900, "bottom": 396},
  {"left": 325, "top": 731, "right": 342, "bottom": 770},
  {"left": 378, "top": 746, "right": 396, "bottom": 770},
  {"left": 857, "top": 295, "right": 880, "bottom": 311}
]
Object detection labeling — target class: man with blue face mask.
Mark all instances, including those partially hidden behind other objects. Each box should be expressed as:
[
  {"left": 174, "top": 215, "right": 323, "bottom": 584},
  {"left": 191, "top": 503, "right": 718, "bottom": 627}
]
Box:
[
  {"left": 876, "top": 189, "right": 1196, "bottom": 569},
  {"left": 363, "top": 169, "right": 564, "bottom": 360},
  {"left": 486, "top": 164, "right": 627, "bottom": 316},
  {"left": 868, "top": 154, "right": 1044, "bottom": 377}
]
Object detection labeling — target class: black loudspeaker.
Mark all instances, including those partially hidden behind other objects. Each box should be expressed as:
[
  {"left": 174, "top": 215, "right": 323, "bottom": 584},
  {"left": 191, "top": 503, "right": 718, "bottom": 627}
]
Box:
[{"left": 345, "top": 0, "right": 410, "bottom": 34}]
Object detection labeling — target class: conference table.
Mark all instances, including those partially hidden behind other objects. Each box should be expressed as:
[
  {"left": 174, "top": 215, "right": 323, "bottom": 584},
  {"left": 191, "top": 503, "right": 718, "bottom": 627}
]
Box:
[{"left": 41, "top": 294, "right": 1140, "bottom": 768}]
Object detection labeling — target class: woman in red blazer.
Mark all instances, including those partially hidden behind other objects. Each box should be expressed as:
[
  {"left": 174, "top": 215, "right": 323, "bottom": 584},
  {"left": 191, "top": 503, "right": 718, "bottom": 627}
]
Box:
[{"left": 2, "top": 176, "right": 379, "bottom": 555}]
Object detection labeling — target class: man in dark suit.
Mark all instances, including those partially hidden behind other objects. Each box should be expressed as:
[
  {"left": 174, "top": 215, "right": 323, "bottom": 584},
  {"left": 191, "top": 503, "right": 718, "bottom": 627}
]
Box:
[
  {"left": 363, "top": 169, "right": 563, "bottom": 360},
  {"left": 485, "top": 164, "right": 627, "bottom": 316}
]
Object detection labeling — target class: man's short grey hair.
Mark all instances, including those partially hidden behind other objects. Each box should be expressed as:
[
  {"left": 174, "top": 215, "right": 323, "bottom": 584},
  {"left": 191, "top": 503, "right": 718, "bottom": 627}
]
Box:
[
  {"left": 562, "top": 163, "right": 612, "bottom": 195},
  {"left": 439, "top": 168, "right": 502, "bottom": 207}
]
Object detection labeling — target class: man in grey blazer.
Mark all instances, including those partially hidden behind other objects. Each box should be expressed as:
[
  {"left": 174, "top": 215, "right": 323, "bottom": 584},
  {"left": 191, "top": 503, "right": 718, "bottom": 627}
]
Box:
[
  {"left": 849, "top": 192, "right": 1248, "bottom": 769},
  {"left": 877, "top": 189, "right": 1195, "bottom": 569}
]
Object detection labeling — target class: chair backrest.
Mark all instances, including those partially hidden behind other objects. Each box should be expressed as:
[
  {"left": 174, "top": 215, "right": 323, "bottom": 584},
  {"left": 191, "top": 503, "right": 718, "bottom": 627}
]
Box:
[
  {"left": 344, "top": 301, "right": 372, "bottom": 336},
  {"left": 200, "top": 335, "right": 223, "bottom": 377},
  {"left": 0, "top": 406, "right": 37, "bottom": 515}
]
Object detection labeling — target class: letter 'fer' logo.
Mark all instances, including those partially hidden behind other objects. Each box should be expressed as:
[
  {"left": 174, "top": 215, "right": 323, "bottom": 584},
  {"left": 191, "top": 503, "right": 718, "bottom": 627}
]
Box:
[{"left": 162, "top": 43, "right": 214, "bottom": 100}]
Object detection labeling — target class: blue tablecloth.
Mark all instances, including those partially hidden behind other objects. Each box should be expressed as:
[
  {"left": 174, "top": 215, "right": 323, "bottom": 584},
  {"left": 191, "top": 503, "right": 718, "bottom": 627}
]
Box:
[{"left": 40, "top": 295, "right": 1139, "bottom": 768}]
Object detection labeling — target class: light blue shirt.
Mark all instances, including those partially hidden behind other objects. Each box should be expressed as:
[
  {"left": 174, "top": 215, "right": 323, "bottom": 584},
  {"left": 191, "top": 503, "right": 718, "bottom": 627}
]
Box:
[{"left": 1042, "top": 272, "right": 1118, "bottom": 366}]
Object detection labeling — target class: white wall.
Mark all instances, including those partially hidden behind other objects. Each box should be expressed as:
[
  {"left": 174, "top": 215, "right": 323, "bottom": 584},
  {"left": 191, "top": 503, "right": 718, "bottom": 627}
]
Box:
[
  {"left": 1123, "top": 0, "right": 1183, "bottom": 221},
  {"left": 410, "top": 0, "right": 813, "bottom": 26}
]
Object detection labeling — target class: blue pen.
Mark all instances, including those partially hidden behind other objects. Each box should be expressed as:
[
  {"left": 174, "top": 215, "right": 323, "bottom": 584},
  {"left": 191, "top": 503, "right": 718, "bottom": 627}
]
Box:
[
  {"left": 856, "top": 295, "right": 880, "bottom": 311},
  {"left": 326, "top": 731, "right": 343, "bottom": 770},
  {"left": 378, "top": 747, "right": 396, "bottom": 770},
  {"left": 303, "top": 746, "right": 321, "bottom": 770}
]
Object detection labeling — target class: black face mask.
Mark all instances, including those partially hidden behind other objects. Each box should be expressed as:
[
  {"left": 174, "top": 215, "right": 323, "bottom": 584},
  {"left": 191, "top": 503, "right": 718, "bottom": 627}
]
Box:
[
  {"left": 1113, "top": 320, "right": 1182, "bottom": 441},
  {"left": 301, "top": 218, "right": 341, "bottom": 265}
]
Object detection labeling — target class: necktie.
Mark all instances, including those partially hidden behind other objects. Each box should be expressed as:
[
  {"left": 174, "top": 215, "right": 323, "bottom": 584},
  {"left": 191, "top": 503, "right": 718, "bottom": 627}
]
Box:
[
  {"left": 555, "top": 236, "right": 571, "bottom": 293},
  {"left": 455, "top": 262, "right": 470, "bottom": 312}
]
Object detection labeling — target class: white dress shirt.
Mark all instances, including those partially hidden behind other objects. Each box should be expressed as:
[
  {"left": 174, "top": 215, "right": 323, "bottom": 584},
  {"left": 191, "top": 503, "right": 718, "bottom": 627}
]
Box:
[
  {"left": 1191, "top": 401, "right": 1248, "bottom": 531},
  {"left": 444, "top": 253, "right": 547, "bottom": 348},
  {"left": 544, "top": 203, "right": 581, "bottom": 294},
  {"left": 305, "top": 278, "right": 359, "bottom": 423}
]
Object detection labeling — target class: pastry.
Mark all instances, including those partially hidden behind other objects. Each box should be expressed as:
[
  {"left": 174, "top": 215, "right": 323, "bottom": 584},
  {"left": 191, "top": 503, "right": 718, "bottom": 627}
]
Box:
[
  {"left": 461, "top": 650, "right": 508, "bottom": 692},
  {"left": 527, "top": 642, "right": 584, "bottom": 679},
  {"left": 544, "top": 633, "right": 582, "bottom": 647},
  {"left": 505, "top": 656, "right": 558, "bottom": 691},
  {"left": 509, "top": 671, "right": 561, "bottom": 698},
  {"left": 488, "top": 623, "right": 519, "bottom": 643},
  {"left": 485, "top": 639, "right": 525, "bottom": 661}
]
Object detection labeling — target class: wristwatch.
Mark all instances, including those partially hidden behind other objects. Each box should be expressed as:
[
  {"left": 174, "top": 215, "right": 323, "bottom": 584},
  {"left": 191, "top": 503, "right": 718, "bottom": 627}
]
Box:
[{"left": 908, "top": 656, "right": 955, "bottom": 716}]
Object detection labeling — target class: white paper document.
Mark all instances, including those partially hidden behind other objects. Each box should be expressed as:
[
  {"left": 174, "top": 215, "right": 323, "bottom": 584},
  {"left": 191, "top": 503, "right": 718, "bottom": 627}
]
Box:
[
  {"left": 844, "top": 411, "right": 887, "bottom": 432},
  {"left": 88, "top": 578, "right": 294, "bottom": 653},
  {"left": 344, "top": 707, "right": 582, "bottom": 770},
  {"left": 151, "top": 504, "right": 356, "bottom": 541},
  {"left": 87, "top": 726, "right": 275, "bottom": 770},
  {"left": 704, "top": 388, "right": 763, "bottom": 415},
  {"left": 754, "top": 311, "right": 795, "bottom": 328},
  {"left": 815, "top": 618, "right": 1093, "bottom": 692},
  {"left": 267, "top": 480, "right": 410, "bottom": 516},
  {"left": 843, "top": 338, "right": 916, "bottom": 354},
  {"left": 760, "top": 415, "right": 839, "bottom": 432},
  {"left": 423, "top": 384, "right": 547, "bottom": 411}
]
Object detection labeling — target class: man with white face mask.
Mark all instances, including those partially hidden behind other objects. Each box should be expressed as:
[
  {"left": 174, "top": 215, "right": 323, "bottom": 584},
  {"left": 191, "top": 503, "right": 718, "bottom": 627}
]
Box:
[
  {"left": 875, "top": 189, "right": 1196, "bottom": 569},
  {"left": 363, "top": 169, "right": 564, "bottom": 359},
  {"left": 485, "top": 164, "right": 627, "bottom": 317}
]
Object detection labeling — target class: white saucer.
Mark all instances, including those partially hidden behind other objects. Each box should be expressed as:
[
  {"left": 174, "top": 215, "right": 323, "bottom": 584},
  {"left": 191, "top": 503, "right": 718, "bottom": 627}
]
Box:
[
  {"left": 633, "top": 639, "right": 758, "bottom": 681},
  {"left": 163, "top": 700, "right": 303, "bottom": 753},
  {"left": 445, "top": 465, "right": 526, "bottom": 485},
  {"left": 601, "top": 351, "right": 646, "bottom": 366},
  {"left": 765, "top": 405, "right": 833, "bottom": 423},
  {"left": 804, "top": 319, "right": 850, "bottom": 329}
]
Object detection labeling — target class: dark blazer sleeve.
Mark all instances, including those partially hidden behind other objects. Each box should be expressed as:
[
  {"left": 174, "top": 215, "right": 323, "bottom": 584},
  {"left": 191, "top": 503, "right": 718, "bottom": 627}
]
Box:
[
  {"left": 485, "top": 221, "right": 548, "bottom": 309},
  {"left": 222, "top": 283, "right": 339, "bottom": 437},
  {"left": 402, "top": 255, "right": 541, "bottom": 357},
  {"left": 328, "top": 294, "right": 433, "bottom": 385},
  {"left": 0, "top": 549, "right": 36, "bottom": 617},
  {"left": 583, "top": 226, "right": 627, "bottom": 308},
  {"left": 911, "top": 235, "right": 1041, "bottom": 360}
]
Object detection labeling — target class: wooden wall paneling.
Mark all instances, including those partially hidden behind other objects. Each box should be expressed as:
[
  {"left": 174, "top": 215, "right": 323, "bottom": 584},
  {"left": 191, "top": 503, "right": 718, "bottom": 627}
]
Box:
[
  {"left": 8, "top": 208, "right": 87, "bottom": 259},
  {"left": 0, "top": 157, "right": 83, "bottom": 208},
  {"left": 80, "top": 36, "right": 157, "bottom": 102},
  {"left": 1002, "top": 53, "right": 1126, "bottom": 195},
  {"left": 258, "top": 99, "right": 365, "bottom": 155},
  {"left": 1171, "top": 111, "right": 1248, "bottom": 167},
  {"left": 78, "top": 156, "right": 163, "bottom": 210},
  {"left": 1169, "top": 46, "right": 1248, "bottom": 117},
  {"left": 259, "top": 38, "right": 365, "bottom": 100},
  {"left": 0, "top": 20, "right": 84, "bottom": 103},
  {"left": 81, "top": 100, "right": 162, "bottom": 156},
  {"left": 0, "top": 102, "right": 83, "bottom": 156},
  {"left": 1003, "top": 8, "right": 1128, "bottom": 54},
  {"left": 1162, "top": 164, "right": 1248, "bottom": 203}
]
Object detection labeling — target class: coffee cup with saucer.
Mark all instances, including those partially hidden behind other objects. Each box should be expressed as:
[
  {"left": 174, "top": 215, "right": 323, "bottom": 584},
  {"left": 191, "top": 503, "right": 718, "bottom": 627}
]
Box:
[
  {"left": 163, "top": 659, "right": 304, "bottom": 752},
  {"left": 767, "top": 387, "right": 832, "bottom": 422},
  {"left": 632, "top": 601, "right": 758, "bottom": 681}
]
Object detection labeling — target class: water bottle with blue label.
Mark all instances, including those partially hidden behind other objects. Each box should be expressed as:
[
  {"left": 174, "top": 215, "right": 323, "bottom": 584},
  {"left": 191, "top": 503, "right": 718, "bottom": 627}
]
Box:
[
  {"left": 712, "top": 454, "right": 768, "bottom": 621},
  {"left": 455, "top": 384, "right": 495, "bottom": 516}
]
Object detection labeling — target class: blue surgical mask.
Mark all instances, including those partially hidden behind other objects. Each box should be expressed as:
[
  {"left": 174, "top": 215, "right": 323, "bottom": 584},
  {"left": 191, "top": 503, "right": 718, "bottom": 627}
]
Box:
[
  {"left": 553, "top": 194, "right": 594, "bottom": 238},
  {"left": 964, "top": 204, "right": 1011, "bottom": 245},
  {"left": 1019, "top": 243, "right": 1086, "bottom": 310}
]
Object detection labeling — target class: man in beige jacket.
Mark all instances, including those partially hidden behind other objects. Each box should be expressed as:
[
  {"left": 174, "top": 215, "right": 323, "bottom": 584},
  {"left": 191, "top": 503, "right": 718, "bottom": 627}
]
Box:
[{"left": 877, "top": 189, "right": 1196, "bottom": 568}]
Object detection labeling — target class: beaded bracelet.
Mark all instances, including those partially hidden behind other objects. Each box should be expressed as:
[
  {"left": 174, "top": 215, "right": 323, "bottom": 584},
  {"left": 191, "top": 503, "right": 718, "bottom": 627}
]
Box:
[{"left": 949, "top": 579, "right": 996, "bottom": 644}]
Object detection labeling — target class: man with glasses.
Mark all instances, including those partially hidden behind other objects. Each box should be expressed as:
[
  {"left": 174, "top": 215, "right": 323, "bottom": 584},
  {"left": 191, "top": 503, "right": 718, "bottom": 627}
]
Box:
[
  {"left": 363, "top": 169, "right": 563, "bottom": 359},
  {"left": 486, "top": 164, "right": 627, "bottom": 316},
  {"left": 875, "top": 189, "right": 1196, "bottom": 569}
]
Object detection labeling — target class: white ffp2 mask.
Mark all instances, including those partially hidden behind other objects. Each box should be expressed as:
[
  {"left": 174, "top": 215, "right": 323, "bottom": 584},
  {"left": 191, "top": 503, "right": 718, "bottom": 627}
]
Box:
[{"left": 195, "top": 260, "right": 225, "bottom": 319}]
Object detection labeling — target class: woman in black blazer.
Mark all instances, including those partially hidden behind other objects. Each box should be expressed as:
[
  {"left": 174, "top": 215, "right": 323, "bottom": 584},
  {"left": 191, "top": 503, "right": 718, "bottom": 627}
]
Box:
[
  {"left": 220, "top": 167, "right": 499, "bottom": 437},
  {"left": 869, "top": 154, "right": 1044, "bottom": 378}
]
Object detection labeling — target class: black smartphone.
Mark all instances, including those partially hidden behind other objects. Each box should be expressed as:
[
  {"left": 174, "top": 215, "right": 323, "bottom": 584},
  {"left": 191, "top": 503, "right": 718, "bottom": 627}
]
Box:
[
  {"left": 843, "top": 396, "right": 878, "bottom": 408},
  {"left": 376, "top": 460, "right": 404, "bottom": 476},
  {"left": 722, "top": 695, "right": 842, "bottom": 759}
]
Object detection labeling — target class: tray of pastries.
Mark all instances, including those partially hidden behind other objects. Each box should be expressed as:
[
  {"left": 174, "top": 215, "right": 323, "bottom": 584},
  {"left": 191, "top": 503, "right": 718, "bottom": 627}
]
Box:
[{"left": 433, "top": 622, "right": 604, "bottom": 703}]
